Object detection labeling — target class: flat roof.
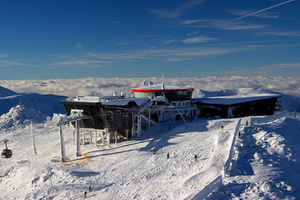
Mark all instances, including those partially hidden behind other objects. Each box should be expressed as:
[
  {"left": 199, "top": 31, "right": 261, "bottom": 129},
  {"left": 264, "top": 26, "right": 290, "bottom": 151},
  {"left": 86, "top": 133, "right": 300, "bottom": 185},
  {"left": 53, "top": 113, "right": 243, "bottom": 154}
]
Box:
[
  {"left": 60, "top": 97, "right": 150, "bottom": 107},
  {"left": 193, "top": 94, "right": 281, "bottom": 106}
]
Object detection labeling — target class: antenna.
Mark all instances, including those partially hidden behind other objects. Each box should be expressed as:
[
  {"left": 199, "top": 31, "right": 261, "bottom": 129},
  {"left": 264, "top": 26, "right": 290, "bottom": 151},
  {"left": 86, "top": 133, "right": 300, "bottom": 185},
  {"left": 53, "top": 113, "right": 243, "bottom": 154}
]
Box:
[{"left": 161, "top": 74, "right": 165, "bottom": 89}]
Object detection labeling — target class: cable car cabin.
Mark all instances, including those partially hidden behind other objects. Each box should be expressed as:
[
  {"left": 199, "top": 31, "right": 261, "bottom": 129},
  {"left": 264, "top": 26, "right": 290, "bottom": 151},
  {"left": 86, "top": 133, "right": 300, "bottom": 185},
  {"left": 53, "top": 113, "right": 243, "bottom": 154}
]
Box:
[
  {"left": 2, "top": 148, "right": 13, "bottom": 158},
  {"left": 2, "top": 140, "right": 12, "bottom": 158}
]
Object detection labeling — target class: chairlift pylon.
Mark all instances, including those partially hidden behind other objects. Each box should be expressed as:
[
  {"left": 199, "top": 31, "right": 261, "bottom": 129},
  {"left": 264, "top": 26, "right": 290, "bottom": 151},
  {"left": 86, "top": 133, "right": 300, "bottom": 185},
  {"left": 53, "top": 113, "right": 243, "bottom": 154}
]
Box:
[{"left": 2, "top": 139, "right": 13, "bottom": 159}]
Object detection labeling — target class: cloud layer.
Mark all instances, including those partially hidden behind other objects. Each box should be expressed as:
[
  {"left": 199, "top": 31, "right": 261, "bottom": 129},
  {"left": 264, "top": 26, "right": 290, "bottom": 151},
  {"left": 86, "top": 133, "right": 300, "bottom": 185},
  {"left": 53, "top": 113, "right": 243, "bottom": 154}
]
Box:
[{"left": 1, "top": 76, "right": 300, "bottom": 98}]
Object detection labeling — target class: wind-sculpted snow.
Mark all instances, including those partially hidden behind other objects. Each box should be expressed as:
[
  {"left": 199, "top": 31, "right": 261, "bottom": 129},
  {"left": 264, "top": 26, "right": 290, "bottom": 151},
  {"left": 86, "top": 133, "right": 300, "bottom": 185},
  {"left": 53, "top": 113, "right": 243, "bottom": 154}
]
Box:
[{"left": 0, "top": 105, "right": 46, "bottom": 131}]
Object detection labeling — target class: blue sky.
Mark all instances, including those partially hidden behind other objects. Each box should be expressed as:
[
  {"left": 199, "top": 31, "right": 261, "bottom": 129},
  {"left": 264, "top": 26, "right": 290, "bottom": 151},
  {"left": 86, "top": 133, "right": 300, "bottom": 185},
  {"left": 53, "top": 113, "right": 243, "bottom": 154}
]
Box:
[{"left": 0, "top": 0, "right": 299, "bottom": 79}]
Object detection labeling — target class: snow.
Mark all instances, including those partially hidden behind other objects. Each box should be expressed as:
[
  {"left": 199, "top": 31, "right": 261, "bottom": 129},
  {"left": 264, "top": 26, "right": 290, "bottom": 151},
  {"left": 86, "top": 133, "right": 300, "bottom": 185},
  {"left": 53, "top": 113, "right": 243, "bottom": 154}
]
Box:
[
  {"left": 1, "top": 83, "right": 300, "bottom": 199},
  {"left": 65, "top": 95, "right": 150, "bottom": 107},
  {"left": 0, "top": 105, "right": 46, "bottom": 131},
  {"left": 101, "top": 97, "right": 150, "bottom": 106},
  {"left": 0, "top": 93, "right": 66, "bottom": 117},
  {"left": 207, "top": 114, "right": 300, "bottom": 199},
  {"left": 194, "top": 94, "right": 281, "bottom": 105},
  {"left": 0, "top": 114, "right": 239, "bottom": 199}
]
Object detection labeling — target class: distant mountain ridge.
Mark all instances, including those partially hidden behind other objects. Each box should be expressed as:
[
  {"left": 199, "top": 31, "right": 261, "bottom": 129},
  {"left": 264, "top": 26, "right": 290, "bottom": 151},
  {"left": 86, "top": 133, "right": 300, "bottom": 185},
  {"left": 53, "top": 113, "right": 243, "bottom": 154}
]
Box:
[
  {"left": 0, "top": 85, "right": 67, "bottom": 117},
  {"left": 0, "top": 85, "right": 18, "bottom": 97}
]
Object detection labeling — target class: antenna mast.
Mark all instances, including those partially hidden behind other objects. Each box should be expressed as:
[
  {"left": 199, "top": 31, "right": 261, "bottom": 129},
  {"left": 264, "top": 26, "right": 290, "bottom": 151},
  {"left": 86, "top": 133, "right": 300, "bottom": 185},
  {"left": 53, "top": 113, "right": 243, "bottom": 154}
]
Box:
[{"left": 161, "top": 74, "right": 165, "bottom": 89}]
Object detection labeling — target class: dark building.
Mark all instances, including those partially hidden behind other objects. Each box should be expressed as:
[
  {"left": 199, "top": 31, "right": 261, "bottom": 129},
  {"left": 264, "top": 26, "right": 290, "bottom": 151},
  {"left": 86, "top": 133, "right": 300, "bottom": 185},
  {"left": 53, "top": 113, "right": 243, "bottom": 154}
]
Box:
[
  {"left": 193, "top": 94, "right": 281, "bottom": 118},
  {"left": 59, "top": 82, "right": 281, "bottom": 138},
  {"left": 59, "top": 97, "right": 144, "bottom": 137}
]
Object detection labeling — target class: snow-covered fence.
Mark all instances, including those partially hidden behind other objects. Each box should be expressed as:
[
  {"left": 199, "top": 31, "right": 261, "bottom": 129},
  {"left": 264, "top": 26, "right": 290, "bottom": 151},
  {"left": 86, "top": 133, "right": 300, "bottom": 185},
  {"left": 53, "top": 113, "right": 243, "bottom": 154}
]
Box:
[
  {"left": 223, "top": 119, "right": 241, "bottom": 176},
  {"left": 251, "top": 112, "right": 287, "bottom": 125},
  {"left": 251, "top": 111, "right": 300, "bottom": 125},
  {"left": 190, "top": 175, "right": 223, "bottom": 200}
]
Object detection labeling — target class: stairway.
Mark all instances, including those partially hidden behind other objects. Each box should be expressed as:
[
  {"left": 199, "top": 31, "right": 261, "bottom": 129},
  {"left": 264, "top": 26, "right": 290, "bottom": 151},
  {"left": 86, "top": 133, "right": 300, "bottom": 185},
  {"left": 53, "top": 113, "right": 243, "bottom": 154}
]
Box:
[{"left": 132, "top": 99, "right": 157, "bottom": 137}]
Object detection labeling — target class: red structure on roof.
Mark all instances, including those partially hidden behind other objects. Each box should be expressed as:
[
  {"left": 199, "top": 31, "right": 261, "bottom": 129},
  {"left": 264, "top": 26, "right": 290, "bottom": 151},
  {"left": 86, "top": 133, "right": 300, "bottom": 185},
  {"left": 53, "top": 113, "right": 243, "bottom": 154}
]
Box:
[{"left": 132, "top": 83, "right": 194, "bottom": 101}]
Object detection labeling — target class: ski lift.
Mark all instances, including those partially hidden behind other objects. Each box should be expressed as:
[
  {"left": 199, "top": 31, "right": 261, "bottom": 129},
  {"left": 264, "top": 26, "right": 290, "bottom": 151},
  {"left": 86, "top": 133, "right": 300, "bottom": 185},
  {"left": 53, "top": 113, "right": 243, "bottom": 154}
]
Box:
[{"left": 2, "top": 139, "right": 13, "bottom": 158}]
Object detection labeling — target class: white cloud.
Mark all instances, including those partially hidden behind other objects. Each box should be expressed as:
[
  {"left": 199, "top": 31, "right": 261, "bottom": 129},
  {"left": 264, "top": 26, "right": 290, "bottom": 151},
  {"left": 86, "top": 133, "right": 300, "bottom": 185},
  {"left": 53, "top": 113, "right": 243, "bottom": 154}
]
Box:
[
  {"left": 1, "top": 76, "right": 300, "bottom": 98},
  {"left": 182, "top": 36, "right": 217, "bottom": 44},
  {"left": 50, "top": 59, "right": 110, "bottom": 68},
  {"left": 75, "top": 42, "right": 82, "bottom": 49},
  {"left": 86, "top": 46, "right": 245, "bottom": 63},
  {"left": 183, "top": 18, "right": 266, "bottom": 30},
  {"left": 116, "top": 42, "right": 131, "bottom": 46},
  {"left": 0, "top": 54, "right": 8, "bottom": 58},
  {"left": 0, "top": 60, "right": 35, "bottom": 68},
  {"left": 223, "top": 62, "right": 300, "bottom": 78},
  {"left": 187, "top": 31, "right": 199, "bottom": 36},
  {"left": 234, "top": 0, "right": 295, "bottom": 21},
  {"left": 258, "top": 62, "right": 300, "bottom": 71},
  {"left": 258, "top": 31, "right": 300, "bottom": 37},
  {"left": 163, "top": 40, "right": 176, "bottom": 45},
  {"left": 151, "top": 0, "right": 203, "bottom": 19},
  {"left": 227, "top": 9, "right": 280, "bottom": 19}
]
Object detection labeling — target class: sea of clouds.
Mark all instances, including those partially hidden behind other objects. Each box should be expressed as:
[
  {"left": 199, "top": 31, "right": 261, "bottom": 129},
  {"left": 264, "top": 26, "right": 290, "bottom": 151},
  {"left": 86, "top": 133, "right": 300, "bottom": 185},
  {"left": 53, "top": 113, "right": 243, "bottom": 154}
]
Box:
[{"left": 0, "top": 76, "right": 299, "bottom": 98}]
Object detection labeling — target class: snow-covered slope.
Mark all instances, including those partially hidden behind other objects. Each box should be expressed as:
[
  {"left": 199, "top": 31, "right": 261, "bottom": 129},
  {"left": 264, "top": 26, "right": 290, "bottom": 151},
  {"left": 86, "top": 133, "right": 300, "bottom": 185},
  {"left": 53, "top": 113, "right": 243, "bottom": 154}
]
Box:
[
  {"left": 1, "top": 82, "right": 300, "bottom": 199},
  {"left": 0, "top": 105, "right": 46, "bottom": 131},
  {"left": 208, "top": 114, "right": 300, "bottom": 199},
  {"left": 0, "top": 117, "right": 239, "bottom": 199},
  {"left": 0, "top": 86, "right": 67, "bottom": 117},
  {"left": 1, "top": 113, "right": 300, "bottom": 199}
]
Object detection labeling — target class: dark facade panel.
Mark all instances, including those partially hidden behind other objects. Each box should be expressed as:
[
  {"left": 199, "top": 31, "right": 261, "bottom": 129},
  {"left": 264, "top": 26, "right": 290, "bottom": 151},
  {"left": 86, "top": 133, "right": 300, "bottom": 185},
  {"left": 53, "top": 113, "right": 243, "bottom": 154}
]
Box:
[
  {"left": 60, "top": 101, "right": 136, "bottom": 136},
  {"left": 195, "top": 97, "right": 278, "bottom": 118}
]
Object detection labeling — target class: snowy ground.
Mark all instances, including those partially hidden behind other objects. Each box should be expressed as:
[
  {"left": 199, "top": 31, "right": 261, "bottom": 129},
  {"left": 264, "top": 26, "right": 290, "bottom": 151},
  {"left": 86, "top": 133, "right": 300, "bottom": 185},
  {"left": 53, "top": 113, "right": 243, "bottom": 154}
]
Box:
[
  {"left": 1, "top": 111, "right": 300, "bottom": 199},
  {"left": 0, "top": 112, "right": 239, "bottom": 199},
  {"left": 1, "top": 83, "right": 300, "bottom": 199},
  {"left": 208, "top": 114, "right": 300, "bottom": 200}
]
